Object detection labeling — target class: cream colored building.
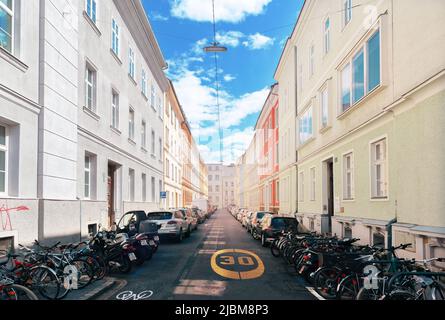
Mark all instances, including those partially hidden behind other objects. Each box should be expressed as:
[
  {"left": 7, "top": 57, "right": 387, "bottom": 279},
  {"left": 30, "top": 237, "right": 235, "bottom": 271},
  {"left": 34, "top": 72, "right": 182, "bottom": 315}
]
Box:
[
  {"left": 164, "top": 80, "right": 186, "bottom": 209},
  {"left": 276, "top": 0, "right": 445, "bottom": 261}
]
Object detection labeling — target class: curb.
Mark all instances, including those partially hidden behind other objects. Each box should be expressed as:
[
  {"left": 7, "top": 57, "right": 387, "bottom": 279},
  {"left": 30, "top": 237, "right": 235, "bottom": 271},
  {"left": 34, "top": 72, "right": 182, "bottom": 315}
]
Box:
[{"left": 85, "top": 278, "right": 118, "bottom": 300}]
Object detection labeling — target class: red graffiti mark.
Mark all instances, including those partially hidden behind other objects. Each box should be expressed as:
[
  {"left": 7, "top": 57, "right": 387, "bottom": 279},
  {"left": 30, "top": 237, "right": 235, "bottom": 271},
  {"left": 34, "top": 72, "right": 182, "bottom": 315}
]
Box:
[{"left": 0, "top": 205, "right": 30, "bottom": 231}]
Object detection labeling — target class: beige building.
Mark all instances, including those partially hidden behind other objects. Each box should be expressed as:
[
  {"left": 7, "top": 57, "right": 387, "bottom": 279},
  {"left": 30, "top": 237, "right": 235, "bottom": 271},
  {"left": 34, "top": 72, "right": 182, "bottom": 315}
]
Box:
[
  {"left": 276, "top": 0, "right": 445, "bottom": 262},
  {"left": 207, "top": 164, "right": 236, "bottom": 209}
]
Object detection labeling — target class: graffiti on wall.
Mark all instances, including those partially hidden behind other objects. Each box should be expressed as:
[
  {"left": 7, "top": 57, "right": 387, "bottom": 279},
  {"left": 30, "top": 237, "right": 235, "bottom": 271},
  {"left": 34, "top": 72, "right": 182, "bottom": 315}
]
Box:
[{"left": 0, "top": 205, "right": 30, "bottom": 231}]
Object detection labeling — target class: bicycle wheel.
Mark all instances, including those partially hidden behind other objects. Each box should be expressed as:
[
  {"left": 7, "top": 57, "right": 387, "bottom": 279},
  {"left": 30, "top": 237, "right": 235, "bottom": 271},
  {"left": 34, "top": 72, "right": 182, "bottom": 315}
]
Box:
[
  {"left": 356, "top": 287, "right": 383, "bottom": 300},
  {"left": 270, "top": 239, "right": 281, "bottom": 257},
  {"left": 30, "top": 266, "right": 61, "bottom": 300},
  {"left": 2, "top": 284, "right": 39, "bottom": 300},
  {"left": 71, "top": 259, "right": 94, "bottom": 289},
  {"left": 386, "top": 289, "right": 417, "bottom": 300},
  {"left": 81, "top": 254, "right": 107, "bottom": 281},
  {"left": 314, "top": 267, "right": 341, "bottom": 299},
  {"left": 336, "top": 275, "right": 360, "bottom": 300},
  {"left": 431, "top": 281, "right": 445, "bottom": 300}
]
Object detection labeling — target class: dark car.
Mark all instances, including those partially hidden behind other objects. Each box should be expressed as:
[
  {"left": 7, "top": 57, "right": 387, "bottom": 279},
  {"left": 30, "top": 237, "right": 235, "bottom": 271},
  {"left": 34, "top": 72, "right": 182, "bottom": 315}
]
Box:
[
  {"left": 258, "top": 216, "right": 300, "bottom": 247},
  {"left": 249, "top": 211, "right": 275, "bottom": 237}
]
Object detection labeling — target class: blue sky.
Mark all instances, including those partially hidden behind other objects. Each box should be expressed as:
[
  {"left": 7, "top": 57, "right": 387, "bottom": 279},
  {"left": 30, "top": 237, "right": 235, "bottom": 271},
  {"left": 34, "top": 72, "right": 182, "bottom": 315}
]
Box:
[{"left": 141, "top": 0, "right": 304, "bottom": 164}]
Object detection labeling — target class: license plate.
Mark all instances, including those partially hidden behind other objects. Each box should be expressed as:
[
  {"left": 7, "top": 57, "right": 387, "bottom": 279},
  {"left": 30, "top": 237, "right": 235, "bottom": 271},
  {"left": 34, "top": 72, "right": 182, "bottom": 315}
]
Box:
[
  {"left": 154, "top": 236, "right": 159, "bottom": 241},
  {"left": 129, "top": 253, "right": 137, "bottom": 261},
  {"left": 141, "top": 240, "right": 148, "bottom": 246},
  {"left": 149, "top": 240, "right": 155, "bottom": 246}
]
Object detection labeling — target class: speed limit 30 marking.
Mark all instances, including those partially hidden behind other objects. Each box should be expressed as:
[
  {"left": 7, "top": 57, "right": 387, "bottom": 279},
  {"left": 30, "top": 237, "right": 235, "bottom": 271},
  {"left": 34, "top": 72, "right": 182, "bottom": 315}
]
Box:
[{"left": 210, "top": 249, "right": 265, "bottom": 280}]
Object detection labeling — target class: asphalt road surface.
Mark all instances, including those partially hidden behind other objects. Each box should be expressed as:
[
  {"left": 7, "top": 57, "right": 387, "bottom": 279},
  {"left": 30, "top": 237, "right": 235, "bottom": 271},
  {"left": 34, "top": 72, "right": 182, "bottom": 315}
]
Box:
[{"left": 101, "top": 209, "right": 316, "bottom": 300}]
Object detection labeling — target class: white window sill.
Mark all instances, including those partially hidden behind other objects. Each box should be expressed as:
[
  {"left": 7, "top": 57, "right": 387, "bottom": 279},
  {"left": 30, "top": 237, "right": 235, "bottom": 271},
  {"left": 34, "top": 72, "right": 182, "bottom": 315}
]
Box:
[
  {"left": 141, "top": 92, "right": 148, "bottom": 101},
  {"left": 128, "top": 74, "right": 137, "bottom": 86},
  {"left": 110, "top": 49, "right": 122, "bottom": 65},
  {"left": 83, "top": 106, "right": 100, "bottom": 121},
  {"left": 128, "top": 138, "right": 136, "bottom": 146},
  {"left": 83, "top": 11, "right": 101, "bottom": 37},
  {"left": 370, "top": 196, "right": 389, "bottom": 202},
  {"left": 110, "top": 126, "right": 121, "bottom": 135},
  {"left": 141, "top": 147, "right": 148, "bottom": 153},
  {"left": 297, "top": 136, "right": 316, "bottom": 150},
  {"left": 337, "top": 85, "right": 384, "bottom": 120},
  {"left": 319, "top": 124, "right": 331, "bottom": 134},
  {"left": 0, "top": 46, "right": 28, "bottom": 72}
]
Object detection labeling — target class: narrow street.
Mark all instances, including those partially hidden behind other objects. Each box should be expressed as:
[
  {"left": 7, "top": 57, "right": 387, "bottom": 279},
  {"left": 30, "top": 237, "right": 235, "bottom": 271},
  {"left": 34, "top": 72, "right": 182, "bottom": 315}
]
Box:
[{"left": 102, "top": 210, "right": 315, "bottom": 300}]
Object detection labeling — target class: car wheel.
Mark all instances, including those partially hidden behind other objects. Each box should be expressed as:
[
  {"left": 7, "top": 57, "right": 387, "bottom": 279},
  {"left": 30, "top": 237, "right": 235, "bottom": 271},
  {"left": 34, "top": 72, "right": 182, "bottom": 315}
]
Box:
[
  {"left": 261, "top": 234, "right": 267, "bottom": 247},
  {"left": 177, "top": 229, "right": 183, "bottom": 243}
]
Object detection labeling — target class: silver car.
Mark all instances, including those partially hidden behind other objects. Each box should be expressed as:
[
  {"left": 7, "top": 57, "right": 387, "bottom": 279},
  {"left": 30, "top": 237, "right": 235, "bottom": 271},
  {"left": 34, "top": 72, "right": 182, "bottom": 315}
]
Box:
[{"left": 146, "top": 210, "right": 189, "bottom": 242}]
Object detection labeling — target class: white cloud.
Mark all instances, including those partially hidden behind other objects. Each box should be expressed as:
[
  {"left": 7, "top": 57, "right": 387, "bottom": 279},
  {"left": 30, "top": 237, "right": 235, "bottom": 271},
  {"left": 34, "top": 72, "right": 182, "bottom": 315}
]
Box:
[
  {"left": 216, "top": 31, "right": 244, "bottom": 47},
  {"left": 223, "top": 74, "right": 236, "bottom": 82},
  {"left": 242, "top": 33, "right": 275, "bottom": 50},
  {"left": 151, "top": 12, "right": 169, "bottom": 21},
  {"left": 171, "top": 0, "right": 272, "bottom": 23}
]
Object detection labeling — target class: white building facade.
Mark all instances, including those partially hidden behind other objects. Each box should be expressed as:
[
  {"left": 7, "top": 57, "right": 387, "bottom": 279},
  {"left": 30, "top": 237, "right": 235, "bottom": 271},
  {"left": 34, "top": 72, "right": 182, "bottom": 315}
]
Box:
[{"left": 0, "top": 0, "right": 168, "bottom": 248}]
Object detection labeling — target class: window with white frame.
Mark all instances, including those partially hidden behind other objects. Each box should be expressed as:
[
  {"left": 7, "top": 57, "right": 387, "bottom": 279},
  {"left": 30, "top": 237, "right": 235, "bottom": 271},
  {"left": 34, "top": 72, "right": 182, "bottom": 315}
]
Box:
[
  {"left": 111, "top": 91, "right": 119, "bottom": 129},
  {"left": 151, "top": 130, "right": 155, "bottom": 155},
  {"left": 128, "top": 47, "right": 135, "bottom": 79},
  {"left": 299, "top": 106, "right": 313, "bottom": 145},
  {"left": 111, "top": 19, "right": 119, "bottom": 57},
  {"left": 320, "top": 86, "right": 329, "bottom": 129},
  {"left": 344, "top": 0, "right": 352, "bottom": 26},
  {"left": 299, "top": 171, "right": 304, "bottom": 202},
  {"left": 309, "top": 45, "right": 315, "bottom": 77},
  {"left": 128, "top": 108, "right": 135, "bottom": 141},
  {"left": 310, "top": 167, "right": 316, "bottom": 201},
  {"left": 84, "top": 155, "right": 91, "bottom": 199},
  {"left": 142, "top": 173, "right": 147, "bottom": 202},
  {"left": 0, "top": 125, "right": 8, "bottom": 195},
  {"left": 141, "top": 120, "right": 146, "bottom": 148},
  {"left": 343, "top": 152, "right": 354, "bottom": 200},
  {"left": 151, "top": 177, "right": 155, "bottom": 202},
  {"left": 371, "top": 138, "right": 387, "bottom": 198},
  {"left": 0, "top": 0, "right": 14, "bottom": 53},
  {"left": 340, "top": 29, "right": 381, "bottom": 113},
  {"left": 141, "top": 69, "right": 147, "bottom": 97},
  {"left": 324, "top": 17, "right": 330, "bottom": 54},
  {"left": 85, "top": 0, "right": 97, "bottom": 24},
  {"left": 85, "top": 64, "right": 97, "bottom": 112},
  {"left": 151, "top": 84, "right": 156, "bottom": 108},
  {"left": 128, "top": 168, "right": 135, "bottom": 201}
]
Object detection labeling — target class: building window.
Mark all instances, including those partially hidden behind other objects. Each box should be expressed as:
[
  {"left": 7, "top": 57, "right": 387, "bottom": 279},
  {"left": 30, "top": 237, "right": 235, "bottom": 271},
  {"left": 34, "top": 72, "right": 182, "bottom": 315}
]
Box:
[
  {"left": 372, "top": 232, "right": 385, "bottom": 248},
  {"left": 128, "top": 47, "right": 135, "bottom": 79},
  {"left": 309, "top": 45, "right": 315, "bottom": 77},
  {"left": 151, "top": 177, "right": 155, "bottom": 202},
  {"left": 85, "top": 64, "right": 97, "bottom": 112},
  {"left": 276, "top": 181, "right": 280, "bottom": 202},
  {"left": 299, "top": 172, "right": 304, "bottom": 202},
  {"left": 111, "top": 91, "right": 119, "bottom": 129},
  {"left": 141, "top": 69, "right": 147, "bottom": 97},
  {"left": 142, "top": 173, "right": 147, "bottom": 202},
  {"left": 151, "top": 84, "right": 156, "bottom": 109},
  {"left": 310, "top": 167, "right": 316, "bottom": 201},
  {"left": 151, "top": 130, "right": 155, "bottom": 155},
  {"left": 141, "top": 121, "right": 147, "bottom": 148},
  {"left": 128, "top": 108, "right": 135, "bottom": 141},
  {"left": 84, "top": 155, "right": 91, "bottom": 199},
  {"left": 209, "top": 186, "right": 212, "bottom": 192},
  {"left": 159, "top": 180, "right": 162, "bottom": 203},
  {"left": 344, "top": 0, "right": 352, "bottom": 26},
  {"left": 320, "top": 87, "right": 329, "bottom": 129},
  {"left": 215, "top": 185, "right": 220, "bottom": 192},
  {"left": 0, "top": 0, "right": 13, "bottom": 53},
  {"left": 324, "top": 18, "right": 330, "bottom": 54},
  {"left": 0, "top": 125, "right": 7, "bottom": 195},
  {"left": 371, "top": 138, "right": 387, "bottom": 198},
  {"left": 128, "top": 169, "right": 135, "bottom": 201},
  {"left": 159, "top": 138, "right": 162, "bottom": 158},
  {"left": 299, "top": 106, "right": 313, "bottom": 145},
  {"left": 215, "top": 175, "right": 219, "bottom": 181},
  {"left": 157, "top": 97, "right": 163, "bottom": 117},
  {"left": 343, "top": 152, "right": 354, "bottom": 200},
  {"left": 111, "top": 19, "right": 119, "bottom": 56},
  {"left": 344, "top": 225, "right": 353, "bottom": 238},
  {"left": 340, "top": 29, "right": 381, "bottom": 113},
  {"left": 208, "top": 175, "right": 212, "bottom": 181},
  {"left": 85, "top": 0, "right": 97, "bottom": 24}
]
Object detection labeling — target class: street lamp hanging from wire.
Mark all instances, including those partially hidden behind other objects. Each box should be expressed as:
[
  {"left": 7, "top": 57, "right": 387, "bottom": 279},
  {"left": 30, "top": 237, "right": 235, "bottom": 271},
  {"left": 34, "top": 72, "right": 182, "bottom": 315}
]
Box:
[{"left": 203, "top": 0, "right": 227, "bottom": 164}]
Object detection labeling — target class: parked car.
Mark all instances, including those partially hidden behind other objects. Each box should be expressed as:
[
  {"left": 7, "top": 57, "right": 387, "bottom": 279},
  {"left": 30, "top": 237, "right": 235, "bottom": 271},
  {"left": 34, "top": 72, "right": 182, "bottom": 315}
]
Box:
[
  {"left": 257, "top": 215, "right": 300, "bottom": 247},
  {"left": 192, "top": 207, "right": 206, "bottom": 224},
  {"left": 146, "top": 210, "right": 189, "bottom": 242},
  {"left": 250, "top": 211, "right": 276, "bottom": 239},
  {"left": 177, "top": 208, "right": 196, "bottom": 234}
]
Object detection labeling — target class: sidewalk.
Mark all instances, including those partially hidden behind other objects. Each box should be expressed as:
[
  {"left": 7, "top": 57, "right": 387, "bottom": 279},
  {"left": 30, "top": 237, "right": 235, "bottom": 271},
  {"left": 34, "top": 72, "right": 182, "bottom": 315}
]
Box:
[{"left": 64, "top": 277, "right": 118, "bottom": 300}]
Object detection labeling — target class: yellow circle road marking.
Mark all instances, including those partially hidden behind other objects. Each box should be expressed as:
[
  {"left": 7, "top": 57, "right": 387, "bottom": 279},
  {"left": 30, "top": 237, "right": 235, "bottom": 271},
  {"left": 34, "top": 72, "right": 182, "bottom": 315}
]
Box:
[{"left": 210, "top": 249, "right": 265, "bottom": 280}]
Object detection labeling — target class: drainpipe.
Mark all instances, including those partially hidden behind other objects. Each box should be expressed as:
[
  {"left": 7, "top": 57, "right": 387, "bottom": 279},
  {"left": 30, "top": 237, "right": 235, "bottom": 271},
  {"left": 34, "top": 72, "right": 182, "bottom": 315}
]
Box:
[{"left": 386, "top": 217, "right": 397, "bottom": 250}]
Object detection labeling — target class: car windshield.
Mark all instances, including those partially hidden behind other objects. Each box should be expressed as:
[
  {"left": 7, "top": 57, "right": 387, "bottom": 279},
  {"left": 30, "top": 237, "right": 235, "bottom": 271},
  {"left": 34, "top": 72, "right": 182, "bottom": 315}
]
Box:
[
  {"left": 147, "top": 212, "right": 173, "bottom": 220},
  {"left": 272, "top": 218, "right": 298, "bottom": 229}
]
